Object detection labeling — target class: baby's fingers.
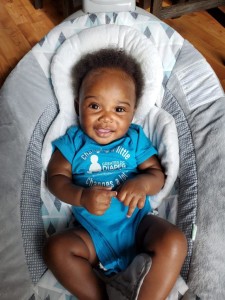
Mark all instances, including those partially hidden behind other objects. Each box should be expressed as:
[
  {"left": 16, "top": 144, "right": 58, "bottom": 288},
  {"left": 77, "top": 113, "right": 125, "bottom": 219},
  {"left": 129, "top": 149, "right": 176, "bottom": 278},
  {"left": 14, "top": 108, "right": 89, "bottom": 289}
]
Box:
[
  {"left": 110, "top": 190, "right": 117, "bottom": 198},
  {"left": 137, "top": 200, "right": 145, "bottom": 209},
  {"left": 126, "top": 199, "right": 138, "bottom": 218},
  {"left": 127, "top": 198, "right": 146, "bottom": 217},
  {"left": 96, "top": 186, "right": 117, "bottom": 198}
]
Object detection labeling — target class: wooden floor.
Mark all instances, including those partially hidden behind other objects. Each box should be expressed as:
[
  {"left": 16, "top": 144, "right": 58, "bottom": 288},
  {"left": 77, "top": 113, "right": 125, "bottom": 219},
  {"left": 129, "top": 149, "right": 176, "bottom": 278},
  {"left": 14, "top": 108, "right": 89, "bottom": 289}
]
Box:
[
  {"left": 165, "top": 6, "right": 225, "bottom": 92},
  {"left": 0, "top": 0, "right": 225, "bottom": 90}
]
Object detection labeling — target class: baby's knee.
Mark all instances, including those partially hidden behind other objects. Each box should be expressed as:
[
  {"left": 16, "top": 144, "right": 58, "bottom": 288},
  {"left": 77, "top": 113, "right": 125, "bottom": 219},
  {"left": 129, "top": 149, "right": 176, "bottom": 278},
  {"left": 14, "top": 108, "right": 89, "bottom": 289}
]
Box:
[
  {"left": 161, "top": 225, "right": 187, "bottom": 258},
  {"left": 145, "top": 221, "right": 187, "bottom": 258}
]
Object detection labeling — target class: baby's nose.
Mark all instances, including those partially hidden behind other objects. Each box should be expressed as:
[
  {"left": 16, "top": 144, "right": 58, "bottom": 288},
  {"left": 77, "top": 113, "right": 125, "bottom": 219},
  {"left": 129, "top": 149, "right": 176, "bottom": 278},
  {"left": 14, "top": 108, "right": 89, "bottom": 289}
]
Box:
[{"left": 99, "top": 112, "right": 113, "bottom": 123}]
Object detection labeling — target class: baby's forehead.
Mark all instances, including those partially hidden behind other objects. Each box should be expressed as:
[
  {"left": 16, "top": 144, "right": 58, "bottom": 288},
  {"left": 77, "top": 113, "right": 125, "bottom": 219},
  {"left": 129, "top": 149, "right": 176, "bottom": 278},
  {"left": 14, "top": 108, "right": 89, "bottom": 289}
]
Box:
[
  {"left": 80, "top": 67, "right": 137, "bottom": 105},
  {"left": 83, "top": 67, "right": 136, "bottom": 92},
  {"left": 83, "top": 68, "right": 136, "bottom": 93},
  {"left": 85, "top": 67, "right": 133, "bottom": 79}
]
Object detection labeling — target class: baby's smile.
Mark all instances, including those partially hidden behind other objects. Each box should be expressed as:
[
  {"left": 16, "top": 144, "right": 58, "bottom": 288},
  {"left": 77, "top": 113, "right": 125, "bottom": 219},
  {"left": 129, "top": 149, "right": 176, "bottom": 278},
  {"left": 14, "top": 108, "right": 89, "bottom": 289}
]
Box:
[{"left": 94, "top": 126, "right": 116, "bottom": 138}]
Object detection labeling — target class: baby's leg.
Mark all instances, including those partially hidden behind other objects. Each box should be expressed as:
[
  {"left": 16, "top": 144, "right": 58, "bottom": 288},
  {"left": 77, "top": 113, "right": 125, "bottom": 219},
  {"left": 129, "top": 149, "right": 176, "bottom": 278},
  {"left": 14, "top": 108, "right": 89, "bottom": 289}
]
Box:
[
  {"left": 136, "top": 214, "right": 187, "bottom": 300},
  {"left": 43, "top": 228, "right": 108, "bottom": 300}
]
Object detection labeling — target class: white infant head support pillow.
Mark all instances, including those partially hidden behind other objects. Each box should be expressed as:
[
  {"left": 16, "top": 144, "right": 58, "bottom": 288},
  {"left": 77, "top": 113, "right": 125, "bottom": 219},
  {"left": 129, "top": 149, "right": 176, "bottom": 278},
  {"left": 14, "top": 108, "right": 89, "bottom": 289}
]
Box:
[{"left": 42, "top": 24, "right": 179, "bottom": 208}]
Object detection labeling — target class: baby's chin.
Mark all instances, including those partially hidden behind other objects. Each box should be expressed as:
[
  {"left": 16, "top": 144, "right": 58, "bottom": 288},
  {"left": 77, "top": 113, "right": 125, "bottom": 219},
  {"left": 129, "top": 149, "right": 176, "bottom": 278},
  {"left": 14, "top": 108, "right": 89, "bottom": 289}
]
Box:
[{"left": 92, "top": 136, "right": 117, "bottom": 145}]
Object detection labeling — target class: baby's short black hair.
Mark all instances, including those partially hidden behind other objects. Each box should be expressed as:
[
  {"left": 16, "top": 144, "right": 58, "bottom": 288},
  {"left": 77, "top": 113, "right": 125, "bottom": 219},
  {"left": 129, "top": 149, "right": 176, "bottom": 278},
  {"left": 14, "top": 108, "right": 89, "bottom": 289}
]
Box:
[{"left": 72, "top": 48, "right": 144, "bottom": 107}]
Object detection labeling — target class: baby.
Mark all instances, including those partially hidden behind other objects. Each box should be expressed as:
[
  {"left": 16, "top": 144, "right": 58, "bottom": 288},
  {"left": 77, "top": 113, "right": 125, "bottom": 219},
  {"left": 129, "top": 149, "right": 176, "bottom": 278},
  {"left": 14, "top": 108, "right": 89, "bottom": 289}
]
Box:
[{"left": 44, "top": 48, "right": 187, "bottom": 300}]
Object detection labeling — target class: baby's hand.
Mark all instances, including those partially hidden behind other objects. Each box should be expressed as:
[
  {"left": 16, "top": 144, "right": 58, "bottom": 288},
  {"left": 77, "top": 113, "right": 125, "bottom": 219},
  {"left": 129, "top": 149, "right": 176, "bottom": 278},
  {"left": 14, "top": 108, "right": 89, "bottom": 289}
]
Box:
[
  {"left": 80, "top": 186, "right": 117, "bottom": 216},
  {"left": 117, "top": 179, "right": 146, "bottom": 218}
]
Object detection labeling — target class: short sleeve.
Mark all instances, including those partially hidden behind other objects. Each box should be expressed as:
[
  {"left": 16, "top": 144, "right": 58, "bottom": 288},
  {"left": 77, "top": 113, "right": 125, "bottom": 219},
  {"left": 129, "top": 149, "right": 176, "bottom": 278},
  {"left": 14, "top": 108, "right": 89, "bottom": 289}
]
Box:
[
  {"left": 133, "top": 124, "right": 158, "bottom": 165},
  {"left": 52, "top": 126, "right": 78, "bottom": 164}
]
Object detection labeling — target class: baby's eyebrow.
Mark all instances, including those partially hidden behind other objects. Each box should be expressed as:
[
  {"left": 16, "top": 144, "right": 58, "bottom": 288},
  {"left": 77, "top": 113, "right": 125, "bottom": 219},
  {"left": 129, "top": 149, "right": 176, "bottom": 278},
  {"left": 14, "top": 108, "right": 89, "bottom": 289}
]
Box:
[
  {"left": 116, "top": 101, "right": 131, "bottom": 107},
  {"left": 84, "top": 95, "right": 96, "bottom": 99}
]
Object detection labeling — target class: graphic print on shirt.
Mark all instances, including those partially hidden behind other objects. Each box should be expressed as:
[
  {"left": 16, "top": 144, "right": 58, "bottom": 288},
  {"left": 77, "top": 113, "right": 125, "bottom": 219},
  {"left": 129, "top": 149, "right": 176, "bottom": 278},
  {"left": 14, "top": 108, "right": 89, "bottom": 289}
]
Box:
[
  {"left": 88, "top": 155, "right": 102, "bottom": 173},
  {"left": 83, "top": 146, "right": 132, "bottom": 189}
]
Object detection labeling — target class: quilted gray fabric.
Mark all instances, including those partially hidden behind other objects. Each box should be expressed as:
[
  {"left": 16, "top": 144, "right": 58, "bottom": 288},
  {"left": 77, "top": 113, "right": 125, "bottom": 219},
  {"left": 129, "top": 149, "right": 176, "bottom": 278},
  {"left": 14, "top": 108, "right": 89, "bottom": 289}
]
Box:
[
  {"left": 162, "top": 87, "right": 197, "bottom": 281},
  {"left": 166, "top": 39, "right": 225, "bottom": 299},
  {"left": 21, "top": 102, "right": 58, "bottom": 283}
]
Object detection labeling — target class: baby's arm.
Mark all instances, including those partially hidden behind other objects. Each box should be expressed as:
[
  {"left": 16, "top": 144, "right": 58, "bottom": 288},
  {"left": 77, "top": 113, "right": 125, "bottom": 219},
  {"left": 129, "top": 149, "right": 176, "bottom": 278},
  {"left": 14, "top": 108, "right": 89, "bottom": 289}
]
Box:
[
  {"left": 47, "top": 149, "right": 117, "bottom": 215},
  {"left": 117, "top": 155, "right": 165, "bottom": 217}
]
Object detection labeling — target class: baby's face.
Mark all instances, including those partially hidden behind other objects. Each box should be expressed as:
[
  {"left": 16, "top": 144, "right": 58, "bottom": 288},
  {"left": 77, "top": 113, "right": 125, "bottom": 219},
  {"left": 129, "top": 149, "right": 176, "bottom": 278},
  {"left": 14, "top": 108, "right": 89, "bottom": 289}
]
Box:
[{"left": 77, "top": 67, "right": 136, "bottom": 145}]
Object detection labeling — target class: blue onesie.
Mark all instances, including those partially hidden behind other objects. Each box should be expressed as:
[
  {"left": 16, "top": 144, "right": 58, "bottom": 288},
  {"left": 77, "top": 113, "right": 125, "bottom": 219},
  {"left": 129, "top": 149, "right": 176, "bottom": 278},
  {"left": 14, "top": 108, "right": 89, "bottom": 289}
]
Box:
[{"left": 52, "top": 124, "right": 157, "bottom": 274}]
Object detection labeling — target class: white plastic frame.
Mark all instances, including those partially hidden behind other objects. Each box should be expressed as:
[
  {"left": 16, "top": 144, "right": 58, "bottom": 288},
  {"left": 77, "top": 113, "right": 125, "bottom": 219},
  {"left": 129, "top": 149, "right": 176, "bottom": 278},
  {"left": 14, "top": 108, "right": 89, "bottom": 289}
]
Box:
[{"left": 83, "top": 0, "right": 136, "bottom": 13}]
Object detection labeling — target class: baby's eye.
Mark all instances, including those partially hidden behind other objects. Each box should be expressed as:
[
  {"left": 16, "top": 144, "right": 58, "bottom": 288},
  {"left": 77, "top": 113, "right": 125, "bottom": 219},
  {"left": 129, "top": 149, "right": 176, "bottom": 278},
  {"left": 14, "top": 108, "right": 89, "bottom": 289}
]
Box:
[
  {"left": 116, "top": 107, "right": 125, "bottom": 112},
  {"left": 89, "top": 103, "right": 99, "bottom": 110}
]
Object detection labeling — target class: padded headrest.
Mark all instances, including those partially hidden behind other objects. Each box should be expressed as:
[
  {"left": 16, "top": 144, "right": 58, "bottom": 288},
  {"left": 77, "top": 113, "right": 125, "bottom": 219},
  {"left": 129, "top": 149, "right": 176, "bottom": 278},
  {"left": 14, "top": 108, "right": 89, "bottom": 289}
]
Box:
[{"left": 50, "top": 24, "right": 164, "bottom": 125}]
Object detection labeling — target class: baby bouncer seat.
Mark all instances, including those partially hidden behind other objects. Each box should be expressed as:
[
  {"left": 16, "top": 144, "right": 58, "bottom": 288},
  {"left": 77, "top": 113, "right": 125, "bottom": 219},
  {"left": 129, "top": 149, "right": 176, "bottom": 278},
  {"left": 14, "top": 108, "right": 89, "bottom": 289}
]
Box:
[{"left": 0, "top": 1, "right": 225, "bottom": 299}]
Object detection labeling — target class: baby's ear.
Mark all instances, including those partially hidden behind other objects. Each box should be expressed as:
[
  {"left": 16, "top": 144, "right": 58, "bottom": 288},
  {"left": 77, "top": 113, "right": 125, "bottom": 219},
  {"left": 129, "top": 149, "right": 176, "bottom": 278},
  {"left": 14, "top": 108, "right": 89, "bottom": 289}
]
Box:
[{"left": 74, "top": 99, "right": 79, "bottom": 116}]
